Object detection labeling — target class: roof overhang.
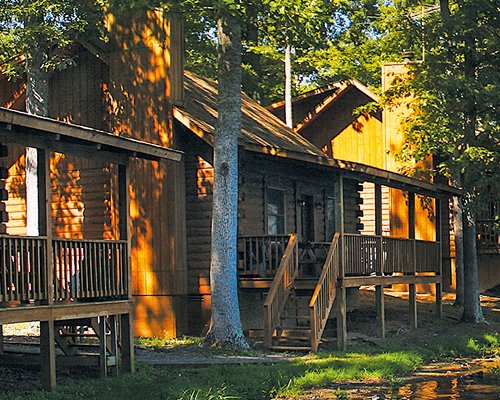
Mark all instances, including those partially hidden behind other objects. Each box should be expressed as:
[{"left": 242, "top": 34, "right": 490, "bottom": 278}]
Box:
[{"left": 0, "top": 108, "right": 183, "bottom": 164}]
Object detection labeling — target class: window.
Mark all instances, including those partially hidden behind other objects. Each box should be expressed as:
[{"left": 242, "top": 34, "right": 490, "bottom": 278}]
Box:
[{"left": 267, "top": 187, "right": 285, "bottom": 235}]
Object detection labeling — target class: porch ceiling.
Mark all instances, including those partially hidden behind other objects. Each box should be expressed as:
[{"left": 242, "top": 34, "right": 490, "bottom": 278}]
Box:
[{"left": 0, "top": 107, "right": 183, "bottom": 163}]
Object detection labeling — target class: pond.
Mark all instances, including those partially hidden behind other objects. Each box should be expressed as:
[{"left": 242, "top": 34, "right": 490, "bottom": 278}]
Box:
[{"left": 304, "top": 359, "right": 500, "bottom": 400}]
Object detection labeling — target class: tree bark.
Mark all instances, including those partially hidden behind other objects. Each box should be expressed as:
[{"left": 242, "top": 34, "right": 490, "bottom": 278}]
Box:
[
  {"left": 25, "top": 16, "right": 50, "bottom": 236},
  {"left": 461, "top": 206, "right": 486, "bottom": 323},
  {"left": 205, "top": 13, "right": 247, "bottom": 348},
  {"left": 284, "top": 42, "right": 293, "bottom": 128},
  {"left": 460, "top": 14, "right": 485, "bottom": 323}
]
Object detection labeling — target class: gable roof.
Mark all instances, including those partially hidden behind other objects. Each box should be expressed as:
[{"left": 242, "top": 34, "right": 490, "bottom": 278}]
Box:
[
  {"left": 267, "top": 79, "right": 379, "bottom": 133},
  {"left": 173, "top": 71, "right": 332, "bottom": 165}
]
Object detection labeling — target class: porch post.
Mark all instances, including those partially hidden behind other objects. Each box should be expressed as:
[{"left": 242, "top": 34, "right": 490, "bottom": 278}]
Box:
[
  {"left": 0, "top": 325, "right": 3, "bottom": 354},
  {"left": 118, "top": 161, "right": 134, "bottom": 373},
  {"left": 376, "top": 285, "right": 385, "bottom": 338},
  {"left": 38, "top": 148, "right": 56, "bottom": 390},
  {"left": 408, "top": 192, "right": 417, "bottom": 329},
  {"left": 374, "top": 183, "right": 382, "bottom": 236},
  {"left": 435, "top": 197, "right": 443, "bottom": 318},
  {"left": 335, "top": 175, "right": 347, "bottom": 351}
]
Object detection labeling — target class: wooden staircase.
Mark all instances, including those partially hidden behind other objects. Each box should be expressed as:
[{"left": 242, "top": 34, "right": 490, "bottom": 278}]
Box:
[
  {"left": 264, "top": 233, "right": 340, "bottom": 352},
  {"left": 54, "top": 316, "right": 120, "bottom": 375}
]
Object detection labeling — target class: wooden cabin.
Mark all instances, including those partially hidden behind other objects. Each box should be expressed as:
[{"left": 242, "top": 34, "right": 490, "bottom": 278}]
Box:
[
  {"left": 267, "top": 69, "right": 457, "bottom": 293},
  {"left": 0, "top": 10, "right": 188, "bottom": 338},
  {"left": 0, "top": 9, "right": 463, "bottom": 351},
  {"left": 0, "top": 107, "right": 181, "bottom": 389},
  {"left": 173, "top": 72, "right": 458, "bottom": 350}
]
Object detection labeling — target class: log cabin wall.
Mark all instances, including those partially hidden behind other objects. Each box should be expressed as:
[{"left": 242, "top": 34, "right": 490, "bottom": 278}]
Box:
[
  {"left": 183, "top": 132, "right": 362, "bottom": 334},
  {"left": 0, "top": 11, "right": 189, "bottom": 338},
  {"left": 105, "top": 9, "right": 188, "bottom": 338}
]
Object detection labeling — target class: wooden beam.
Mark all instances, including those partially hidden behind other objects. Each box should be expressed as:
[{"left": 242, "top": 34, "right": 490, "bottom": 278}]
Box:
[
  {"left": 375, "top": 285, "right": 385, "bottom": 338},
  {"left": 343, "top": 275, "right": 441, "bottom": 287},
  {"left": 336, "top": 285, "right": 347, "bottom": 351},
  {"left": 0, "top": 108, "right": 183, "bottom": 162},
  {"left": 435, "top": 197, "right": 443, "bottom": 318},
  {"left": 409, "top": 284, "right": 417, "bottom": 329},
  {"left": 39, "top": 149, "right": 53, "bottom": 306},
  {"left": 40, "top": 320, "right": 56, "bottom": 391},
  {"left": 120, "top": 313, "right": 134, "bottom": 373},
  {"left": 99, "top": 316, "right": 107, "bottom": 378},
  {"left": 375, "top": 184, "right": 382, "bottom": 236},
  {"left": 0, "top": 325, "right": 3, "bottom": 354},
  {"left": 0, "top": 300, "right": 132, "bottom": 325}
]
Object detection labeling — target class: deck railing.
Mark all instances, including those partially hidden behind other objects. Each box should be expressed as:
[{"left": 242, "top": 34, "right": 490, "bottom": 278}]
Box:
[
  {"left": 0, "top": 235, "right": 48, "bottom": 303},
  {"left": 0, "top": 235, "right": 128, "bottom": 306},
  {"left": 53, "top": 239, "right": 128, "bottom": 302},
  {"left": 309, "top": 233, "right": 340, "bottom": 352},
  {"left": 263, "top": 234, "right": 299, "bottom": 348},
  {"left": 237, "top": 234, "right": 291, "bottom": 277},
  {"left": 343, "top": 234, "right": 440, "bottom": 276},
  {"left": 476, "top": 218, "right": 499, "bottom": 252}
]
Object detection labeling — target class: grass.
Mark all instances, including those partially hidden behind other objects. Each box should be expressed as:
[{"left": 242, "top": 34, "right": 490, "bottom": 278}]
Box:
[
  {"left": 2, "top": 331, "right": 499, "bottom": 400},
  {"left": 3, "top": 293, "right": 500, "bottom": 400}
]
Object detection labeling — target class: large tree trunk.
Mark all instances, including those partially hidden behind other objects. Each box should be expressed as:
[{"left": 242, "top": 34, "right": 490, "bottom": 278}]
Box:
[
  {"left": 205, "top": 13, "right": 247, "bottom": 348},
  {"left": 25, "top": 26, "right": 49, "bottom": 236},
  {"left": 462, "top": 207, "right": 486, "bottom": 323}
]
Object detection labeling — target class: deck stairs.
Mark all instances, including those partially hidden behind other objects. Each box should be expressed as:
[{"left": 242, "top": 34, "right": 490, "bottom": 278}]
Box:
[
  {"left": 54, "top": 316, "right": 119, "bottom": 372},
  {"left": 264, "top": 233, "right": 340, "bottom": 352}
]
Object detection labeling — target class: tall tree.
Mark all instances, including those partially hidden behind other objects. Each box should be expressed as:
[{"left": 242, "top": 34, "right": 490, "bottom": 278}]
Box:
[
  {"left": 0, "top": 0, "right": 103, "bottom": 234},
  {"left": 387, "top": 0, "right": 499, "bottom": 323},
  {"left": 205, "top": 3, "right": 247, "bottom": 348}
]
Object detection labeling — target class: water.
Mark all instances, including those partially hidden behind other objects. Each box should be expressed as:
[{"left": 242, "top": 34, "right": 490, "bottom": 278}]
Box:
[{"left": 346, "top": 375, "right": 500, "bottom": 399}]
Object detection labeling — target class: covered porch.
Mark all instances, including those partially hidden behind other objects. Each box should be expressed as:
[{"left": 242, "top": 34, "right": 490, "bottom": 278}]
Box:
[
  {"left": 237, "top": 167, "right": 459, "bottom": 352},
  {"left": 0, "top": 108, "right": 182, "bottom": 389}
]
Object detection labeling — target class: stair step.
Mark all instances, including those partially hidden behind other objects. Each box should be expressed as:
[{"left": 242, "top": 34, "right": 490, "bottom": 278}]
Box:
[
  {"left": 58, "top": 333, "right": 98, "bottom": 338},
  {"left": 280, "top": 315, "right": 310, "bottom": 320},
  {"left": 279, "top": 326, "right": 311, "bottom": 331},
  {"left": 270, "top": 345, "right": 311, "bottom": 352}
]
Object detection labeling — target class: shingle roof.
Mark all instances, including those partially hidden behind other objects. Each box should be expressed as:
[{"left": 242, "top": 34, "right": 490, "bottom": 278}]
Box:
[{"left": 173, "top": 71, "right": 331, "bottom": 165}]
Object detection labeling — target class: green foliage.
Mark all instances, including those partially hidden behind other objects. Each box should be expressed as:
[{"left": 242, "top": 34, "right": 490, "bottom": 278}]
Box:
[
  {"left": 384, "top": 0, "right": 499, "bottom": 214},
  {"left": 0, "top": 0, "right": 105, "bottom": 77}
]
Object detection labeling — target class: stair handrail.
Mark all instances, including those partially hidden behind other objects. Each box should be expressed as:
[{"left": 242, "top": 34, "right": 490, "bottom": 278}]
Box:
[
  {"left": 263, "top": 234, "right": 299, "bottom": 348},
  {"left": 309, "top": 232, "right": 340, "bottom": 352}
]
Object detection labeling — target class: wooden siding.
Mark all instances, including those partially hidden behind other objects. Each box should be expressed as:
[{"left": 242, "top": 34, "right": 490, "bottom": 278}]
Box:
[{"left": 184, "top": 141, "right": 362, "bottom": 301}]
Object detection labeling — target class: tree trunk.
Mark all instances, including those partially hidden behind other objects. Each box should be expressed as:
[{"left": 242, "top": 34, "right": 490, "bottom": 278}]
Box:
[
  {"left": 453, "top": 196, "right": 464, "bottom": 306},
  {"left": 461, "top": 207, "right": 486, "bottom": 323},
  {"left": 205, "top": 13, "right": 247, "bottom": 348},
  {"left": 25, "top": 25, "right": 49, "bottom": 236},
  {"left": 460, "top": 4, "right": 485, "bottom": 324},
  {"left": 284, "top": 42, "right": 293, "bottom": 128}
]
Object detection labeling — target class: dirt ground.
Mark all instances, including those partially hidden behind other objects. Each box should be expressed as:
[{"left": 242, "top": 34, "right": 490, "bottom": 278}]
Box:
[{"left": 1, "top": 289, "right": 499, "bottom": 393}]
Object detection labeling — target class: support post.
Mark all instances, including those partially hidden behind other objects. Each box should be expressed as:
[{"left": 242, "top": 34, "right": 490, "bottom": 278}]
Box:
[
  {"left": 109, "top": 315, "right": 119, "bottom": 377},
  {"left": 435, "top": 197, "right": 443, "bottom": 318},
  {"left": 376, "top": 285, "right": 385, "bottom": 338},
  {"left": 375, "top": 183, "right": 382, "bottom": 236},
  {"left": 409, "top": 283, "right": 417, "bottom": 329},
  {"left": 336, "top": 285, "right": 347, "bottom": 351},
  {"left": 118, "top": 163, "right": 134, "bottom": 373},
  {"left": 99, "top": 316, "right": 107, "bottom": 378},
  {"left": 120, "top": 313, "right": 134, "bottom": 373},
  {"left": 40, "top": 320, "right": 56, "bottom": 391},
  {"left": 0, "top": 324, "right": 3, "bottom": 354},
  {"left": 38, "top": 149, "right": 53, "bottom": 304}
]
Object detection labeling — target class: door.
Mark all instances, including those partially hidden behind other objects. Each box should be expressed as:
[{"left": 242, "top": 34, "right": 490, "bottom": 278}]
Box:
[{"left": 299, "top": 194, "right": 315, "bottom": 242}]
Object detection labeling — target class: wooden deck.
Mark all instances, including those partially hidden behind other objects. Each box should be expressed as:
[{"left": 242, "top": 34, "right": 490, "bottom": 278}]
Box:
[{"left": 237, "top": 233, "right": 442, "bottom": 352}]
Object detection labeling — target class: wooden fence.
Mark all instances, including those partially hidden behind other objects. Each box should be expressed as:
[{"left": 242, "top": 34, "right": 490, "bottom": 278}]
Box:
[{"left": 0, "top": 235, "right": 128, "bottom": 305}]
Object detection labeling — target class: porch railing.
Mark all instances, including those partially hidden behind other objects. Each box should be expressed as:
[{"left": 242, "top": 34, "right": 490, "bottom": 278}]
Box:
[
  {"left": 0, "top": 235, "right": 48, "bottom": 303},
  {"left": 0, "top": 235, "right": 128, "bottom": 305},
  {"left": 263, "top": 234, "right": 299, "bottom": 348},
  {"left": 343, "top": 233, "right": 440, "bottom": 276},
  {"left": 53, "top": 239, "right": 128, "bottom": 302},
  {"left": 476, "top": 218, "right": 499, "bottom": 252},
  {"left": 237, "top": 234, "right": 291, "bottom": 277},
  {"left": 309, "top": 233, "right": 340, "bottom": 352}
]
